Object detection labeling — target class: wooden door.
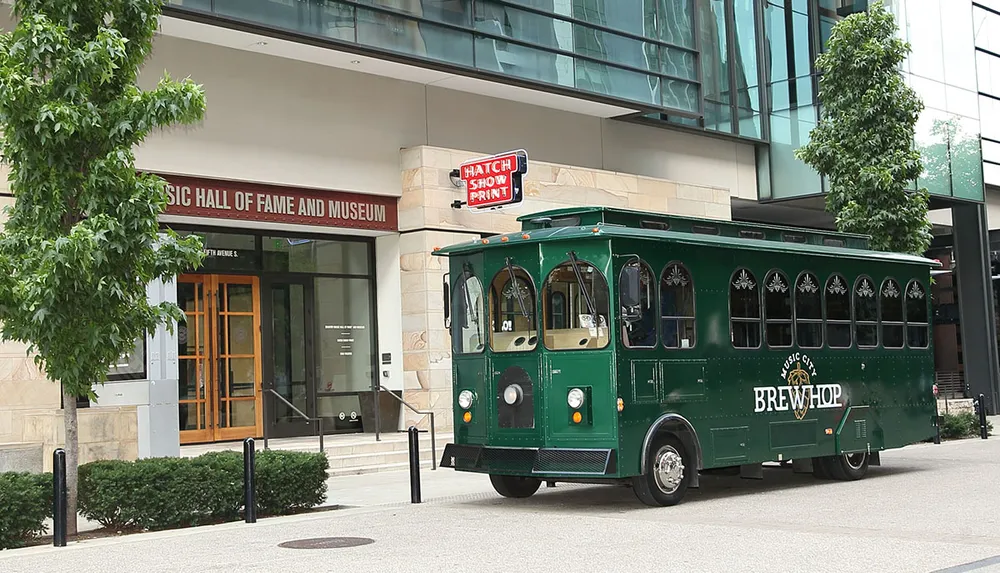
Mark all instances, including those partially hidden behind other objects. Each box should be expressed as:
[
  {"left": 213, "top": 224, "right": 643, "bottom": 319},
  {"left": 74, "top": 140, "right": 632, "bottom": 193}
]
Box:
[{"left": 178, "top": 274, "right": 263, "bottom": 444}]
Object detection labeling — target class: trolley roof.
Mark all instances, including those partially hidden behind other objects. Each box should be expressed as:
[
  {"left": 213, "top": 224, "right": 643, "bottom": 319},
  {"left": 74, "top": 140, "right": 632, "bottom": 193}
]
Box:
[{"left": 432, "top": 208, "right": 940, "bottom": 268}]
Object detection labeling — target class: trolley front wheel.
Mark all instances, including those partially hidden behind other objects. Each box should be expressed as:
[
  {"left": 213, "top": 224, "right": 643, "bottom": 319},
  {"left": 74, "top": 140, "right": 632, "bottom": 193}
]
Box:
[
  {"left": 632, "top": 434, "right": 692, "bottom": 507},
  {"left": 489, "top": 474, "right": 542, "bottom": 498}
]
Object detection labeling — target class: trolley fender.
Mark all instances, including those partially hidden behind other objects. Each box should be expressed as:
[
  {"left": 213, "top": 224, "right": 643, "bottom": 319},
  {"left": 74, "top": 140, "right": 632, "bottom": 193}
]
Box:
[{"left": 640, "top": 413, "right": 704, "bottom": 478}]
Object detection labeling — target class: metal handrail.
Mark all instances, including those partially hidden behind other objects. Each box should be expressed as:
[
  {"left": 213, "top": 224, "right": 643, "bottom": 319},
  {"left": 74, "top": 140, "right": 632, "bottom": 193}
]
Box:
[
  {"left": 379, "top": 385, "right": 436, "bottom": 470},
  {"left": 263, "top": 389, "right": 324, "bottom": 453}
]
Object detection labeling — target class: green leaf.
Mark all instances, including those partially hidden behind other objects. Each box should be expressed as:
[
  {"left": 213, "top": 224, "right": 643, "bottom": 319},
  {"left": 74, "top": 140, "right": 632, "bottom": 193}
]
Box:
[{"left": 0, "top": 0, "right": 206, "bottom": 400}]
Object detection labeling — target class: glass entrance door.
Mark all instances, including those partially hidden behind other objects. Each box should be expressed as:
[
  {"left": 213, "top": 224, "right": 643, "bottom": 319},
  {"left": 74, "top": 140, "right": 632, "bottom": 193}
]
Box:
[
  {"left": 263, "top": 278, "right": 316, "bottom": 438},
  {"left": 178, "top": 274, "right": 263, "bottom": 444}
]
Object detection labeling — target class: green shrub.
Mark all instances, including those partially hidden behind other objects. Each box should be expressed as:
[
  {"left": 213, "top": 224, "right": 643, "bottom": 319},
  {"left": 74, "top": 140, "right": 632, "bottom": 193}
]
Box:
[
  {"left": 0, "top": 472, "right": 53, "bottom": 550},
  {"left": 940, "top": 412, "right": 994, "bottom": 439},
  {"left": 256, "top": 451, "right": 329, "bottom": 516},
  {"left": 79, "top": 450, "right": 328, "bottom": 531}
]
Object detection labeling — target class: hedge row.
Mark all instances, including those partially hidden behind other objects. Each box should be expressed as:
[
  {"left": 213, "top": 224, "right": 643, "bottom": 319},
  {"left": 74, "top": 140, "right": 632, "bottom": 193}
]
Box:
[
  {"left": 0, "top": 450, "right": 328, "bottom": 549},
  {"left": 0, "top": 472, "right": 52, "bottom": 550},
  {"left": 79, "top": 450, "right": 329, "bottom": 530},
  {"left": 940, "top": 411, "right": 994, "bottom": 439}
]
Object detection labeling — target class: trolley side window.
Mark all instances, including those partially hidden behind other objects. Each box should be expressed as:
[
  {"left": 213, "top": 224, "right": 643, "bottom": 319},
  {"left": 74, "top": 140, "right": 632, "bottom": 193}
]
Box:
[
  {"left": 730, "top": 268, "right": 761, "bottom": 348},
  {"left": 764, "top": 270, "right": 792, "bottom": 348},
  {"left": 825, "top": 274, "right": 852, "bottom": 348},
  {"left": 854, "top": 275, "right": 879, "bottom": 348},
  {"left": 488, "top": 265, "right": 538, "bottom": 353},
  {"left": 880, "top": 278, "right": 904, "bottom": 349},
  {"left": 452, "top": 273, "right": 486, "bottom": 355},
  {"left": 620, "top": 259, "right": 657, "bottom": 348},
  {"left": 795, "top": 272, "right": 823, "bottom": 348},
  {"left": 905, "top": 279, "right": 929, "bottom": 348},
  {"left": 542, "top": 258, "right": 610, "bottom": 350},
  {"left": 660, "top": 262, "right": 695, "bottom": 349}
]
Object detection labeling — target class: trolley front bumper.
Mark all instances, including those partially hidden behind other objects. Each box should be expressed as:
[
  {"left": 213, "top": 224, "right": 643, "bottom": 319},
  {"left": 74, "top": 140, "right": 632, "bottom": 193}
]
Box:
[{"left": 440, "top": 443, "right": 618, "bottom": 476}]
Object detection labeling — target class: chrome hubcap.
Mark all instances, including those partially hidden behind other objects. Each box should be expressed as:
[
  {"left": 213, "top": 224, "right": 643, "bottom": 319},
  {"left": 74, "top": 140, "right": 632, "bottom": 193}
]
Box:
[
  {"left": 845, "top": 452, "right": 866, "bottom": 470},
  {"left": 653, "top": 445, "right": 685, "bottom": 494}
]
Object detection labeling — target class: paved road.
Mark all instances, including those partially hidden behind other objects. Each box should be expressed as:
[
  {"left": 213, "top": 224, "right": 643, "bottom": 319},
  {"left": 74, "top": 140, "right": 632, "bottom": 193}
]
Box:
[{"left": 4, "top": 437, "right": 1000, "bottom": 573}]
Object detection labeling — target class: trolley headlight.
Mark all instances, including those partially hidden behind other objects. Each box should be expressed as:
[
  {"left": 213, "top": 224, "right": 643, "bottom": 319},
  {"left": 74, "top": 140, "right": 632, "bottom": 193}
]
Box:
[
  {"left": 457, "top": 390, "right": 474, "bottom": 410},
  {"left": 503, "top": 384, "right": 523, "bottom": 406},
  {"left": 567, "top": 388, "right": 585, "bottom": 409}
]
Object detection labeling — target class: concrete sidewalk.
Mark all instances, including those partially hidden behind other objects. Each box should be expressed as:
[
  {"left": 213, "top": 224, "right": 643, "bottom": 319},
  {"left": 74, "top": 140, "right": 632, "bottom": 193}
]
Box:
[
  {"left": 56, "top": 464, "right": 499, "bottom": 534},
  {"left": 7, "top": 437, "right": 1000, "bottom": 573}
]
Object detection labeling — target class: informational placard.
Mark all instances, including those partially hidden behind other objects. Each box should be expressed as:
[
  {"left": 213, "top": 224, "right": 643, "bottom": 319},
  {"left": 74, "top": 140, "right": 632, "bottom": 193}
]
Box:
[
  {"left": 159, "top": 174, "right": 399, "bottom": 232},
  {"left": 460, "top": 150, "right": 528, "bottom": 210}
]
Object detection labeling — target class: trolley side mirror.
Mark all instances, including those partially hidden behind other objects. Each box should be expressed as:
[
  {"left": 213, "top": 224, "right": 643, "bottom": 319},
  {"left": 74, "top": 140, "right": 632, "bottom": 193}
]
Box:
[
  {"left": 442, "top": 273, "right": 451, "bottom": 329},
  {"left": 620, "top": 265, "right": 642, "bottom": 323}
]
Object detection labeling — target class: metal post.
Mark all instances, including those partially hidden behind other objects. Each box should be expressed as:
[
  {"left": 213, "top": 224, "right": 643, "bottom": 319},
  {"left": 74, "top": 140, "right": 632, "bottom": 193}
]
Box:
[
  {"left": 244, "top": 438, "right": 256, "bottom": 523},
  {"left": 52, "top": 448, "right": 66, "bottom": 547},
  {"left": 408, "top": 426, "right": 421, "bottom": 503},
  {"left": 980, "top": 393, "right": 989, "bottom": 440},
  {"left": 933, "top": 386, "right": 941, "bottom": 445},
  {"left": 374, "top": 385, "right": 381, "bottom": 442},
  {"left": 429, "top": 412, "right": 437, "bottom": 470},
  {"left": 262, "top": 401, "right": 269, "bottom": 451},
  {"left": 318, "top": 418, "right": 324, "bottom": 453}
]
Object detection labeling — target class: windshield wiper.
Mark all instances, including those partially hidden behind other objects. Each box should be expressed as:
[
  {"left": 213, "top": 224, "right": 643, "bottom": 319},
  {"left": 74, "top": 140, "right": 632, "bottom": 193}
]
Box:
[
  {"left": 462, "top": 262, "right": 480, "bottom": 329},
  {"left": 567, "top": 251, "right": 597, "bottom": 317},
  {"left": 505, "top": 257, "right": 529, "bottom": 318}
]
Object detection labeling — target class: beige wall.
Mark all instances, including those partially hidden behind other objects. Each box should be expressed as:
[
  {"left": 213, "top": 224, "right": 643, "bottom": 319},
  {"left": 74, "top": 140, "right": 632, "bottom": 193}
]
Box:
[
  {"left": 134, "top": 33, "right": 757, "bottom": 202},
  {"left": 397, "top": 145, "right": 732, "bottom": 431},
  {"left": 0, "top": 195, "right": 139, "bottom": 471}
]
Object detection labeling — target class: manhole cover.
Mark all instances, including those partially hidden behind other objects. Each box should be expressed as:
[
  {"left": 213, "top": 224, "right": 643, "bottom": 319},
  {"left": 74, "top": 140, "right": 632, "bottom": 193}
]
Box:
[{"left": 278, "top": 537, "right": 375, "bottom": 550}]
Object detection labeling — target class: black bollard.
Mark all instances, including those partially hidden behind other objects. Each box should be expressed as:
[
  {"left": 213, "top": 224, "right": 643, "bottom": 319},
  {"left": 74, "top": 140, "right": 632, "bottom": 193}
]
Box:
[
  {"left": 244, "top": 438, "right": 256, "bottom": 523},
  {"left": 979, "top": 394, "right": 989, "bottom": 440},
  {"left": 408, "top": 426, "right": 421, "bottom": 504},
  {"left": 52, "top": 448, "right": 66, "bottom": 547}
]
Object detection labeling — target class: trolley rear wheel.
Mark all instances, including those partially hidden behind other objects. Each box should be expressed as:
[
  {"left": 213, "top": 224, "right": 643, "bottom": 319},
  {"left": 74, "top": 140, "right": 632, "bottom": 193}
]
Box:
[{"left": 489, "top": 474, "right": 542, "bottom": 498}]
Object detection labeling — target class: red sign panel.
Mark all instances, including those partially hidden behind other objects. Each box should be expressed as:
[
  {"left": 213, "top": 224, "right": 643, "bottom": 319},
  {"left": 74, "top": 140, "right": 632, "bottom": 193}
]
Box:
[
  {"left": 159, "top": 174, "right": 398, "bottom": 232},
  {"left": 460, "top": 150, "right": 528, "bottom": 209}
]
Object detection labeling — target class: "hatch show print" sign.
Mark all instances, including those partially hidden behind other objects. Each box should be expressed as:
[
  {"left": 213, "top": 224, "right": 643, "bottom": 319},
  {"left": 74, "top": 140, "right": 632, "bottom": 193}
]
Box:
[
  {"left": 159, "top": 174, "right": 398, "bottom": 232},
  {"left": 753, "top": 352, "right": 843, "bottom": 420}
]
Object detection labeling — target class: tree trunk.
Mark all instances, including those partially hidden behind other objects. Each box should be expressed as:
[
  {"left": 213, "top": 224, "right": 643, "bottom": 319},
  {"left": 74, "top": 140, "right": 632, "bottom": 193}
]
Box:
[{"left": 62, "top": 389, "right": 79, "bottom": 536}]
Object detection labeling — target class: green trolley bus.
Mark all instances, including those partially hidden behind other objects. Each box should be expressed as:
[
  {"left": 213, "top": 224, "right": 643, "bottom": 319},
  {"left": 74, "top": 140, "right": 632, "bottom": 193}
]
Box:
[{"left": 434, "top": 206, "right": 938, "bottom": 506}]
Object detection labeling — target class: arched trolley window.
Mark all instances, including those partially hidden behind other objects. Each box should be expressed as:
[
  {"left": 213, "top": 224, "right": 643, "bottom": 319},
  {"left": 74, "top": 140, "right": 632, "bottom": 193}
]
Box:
[
  {"left": 730, "top": 268, "right": 761, "bottom": 348},
  {"left": 795, "top": 272, "right": 823, "bottom": 349},
  {"left": 661, "top": 263, "right": 695, "bottom": 349},
  {"left": 905, "top": 280, "right": 929, "bottom": 348},
  {"left": 451, "top": 270, "right": 486, "bottom": 355},
  {"left": 487, "top": 261, "right": 537, "bottom": 353},
  {"left": 825, "top": 274, "right": 851, "bottom": 348},
  {"left": 854, "top": 275, "right": 878, "bottom": 348},
  {"left": 764, "top": 270, "right": 792, "bottom": 347},
  {"left": 880, "top": 278, "right": 904, "bottom": 349},
  {"left": 543, "top": 253, "right": 610, "bottom": 350},
  {"left": 619, "top": 259, "right": 657, "bottom": 348}
]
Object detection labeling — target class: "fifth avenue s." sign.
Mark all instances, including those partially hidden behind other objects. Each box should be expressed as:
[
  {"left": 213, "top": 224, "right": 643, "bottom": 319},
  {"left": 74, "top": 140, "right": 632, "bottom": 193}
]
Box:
[{"left": 159, "top": 174, "right": 398, "bottom": 232}]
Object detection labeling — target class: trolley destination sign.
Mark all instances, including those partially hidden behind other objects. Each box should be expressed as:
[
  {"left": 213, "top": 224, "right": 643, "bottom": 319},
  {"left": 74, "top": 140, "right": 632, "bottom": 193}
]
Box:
[{"left": 460, "top": 149, "right": 528, "bottom": 209}]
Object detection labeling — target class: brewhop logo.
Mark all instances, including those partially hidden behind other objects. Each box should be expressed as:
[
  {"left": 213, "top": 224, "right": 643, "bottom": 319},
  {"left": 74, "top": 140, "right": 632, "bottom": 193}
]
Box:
[{"left": 753, "top": 353, "right": 843, "bottom": 420}]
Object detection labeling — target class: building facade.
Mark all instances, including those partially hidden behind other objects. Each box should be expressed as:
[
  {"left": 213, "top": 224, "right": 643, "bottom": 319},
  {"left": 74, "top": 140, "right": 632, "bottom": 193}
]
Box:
[{"left": 0, "top": 0, "right": 995, "bottom": 469}]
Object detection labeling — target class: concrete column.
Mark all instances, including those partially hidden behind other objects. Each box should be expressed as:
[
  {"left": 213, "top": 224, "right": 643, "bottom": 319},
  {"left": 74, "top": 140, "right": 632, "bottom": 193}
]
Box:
[{"left": 952, "top": 202, "right": 1000, "bottom": 413}]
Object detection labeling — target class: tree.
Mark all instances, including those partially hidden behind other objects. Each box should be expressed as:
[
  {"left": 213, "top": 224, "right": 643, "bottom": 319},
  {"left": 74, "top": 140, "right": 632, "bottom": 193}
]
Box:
[
  {"left": 795, "top": 1, "right": 932, "bottom": 256},
  {"left": 0, "top": 0, "right": 206, "bottom": 534}
]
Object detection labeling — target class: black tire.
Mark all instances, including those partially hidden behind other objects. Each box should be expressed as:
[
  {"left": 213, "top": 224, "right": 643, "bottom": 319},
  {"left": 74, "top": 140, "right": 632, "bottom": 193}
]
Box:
[
  {"left": 632, "top": 434, "right": 692, "bottom": 507},
  {"left": 825, "top": 452, "right": 869, "bottom": 481},
  {"left": 489, "top": 474, "right": 542, "bottom": 498}
]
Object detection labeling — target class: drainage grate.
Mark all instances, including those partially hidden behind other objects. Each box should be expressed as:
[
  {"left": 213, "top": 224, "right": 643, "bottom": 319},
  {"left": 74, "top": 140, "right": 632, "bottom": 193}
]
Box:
[{"left": 278, "top": 537, "right": 375, "bottom": 549}]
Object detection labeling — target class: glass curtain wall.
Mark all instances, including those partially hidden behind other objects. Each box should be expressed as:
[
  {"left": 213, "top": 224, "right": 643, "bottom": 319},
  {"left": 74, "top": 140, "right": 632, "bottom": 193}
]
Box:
[
  {"left": 974, "top": 1, "right": 1000, "bottom": 187},
  {"left": 891, "top": 0, "right": 984, "bottom": 202},
  {"left": 760, "top": 0, "right": 986, "bottom": 202},
  {"left": 167, "top": 0, "right": 702, "bottom": 115}
]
